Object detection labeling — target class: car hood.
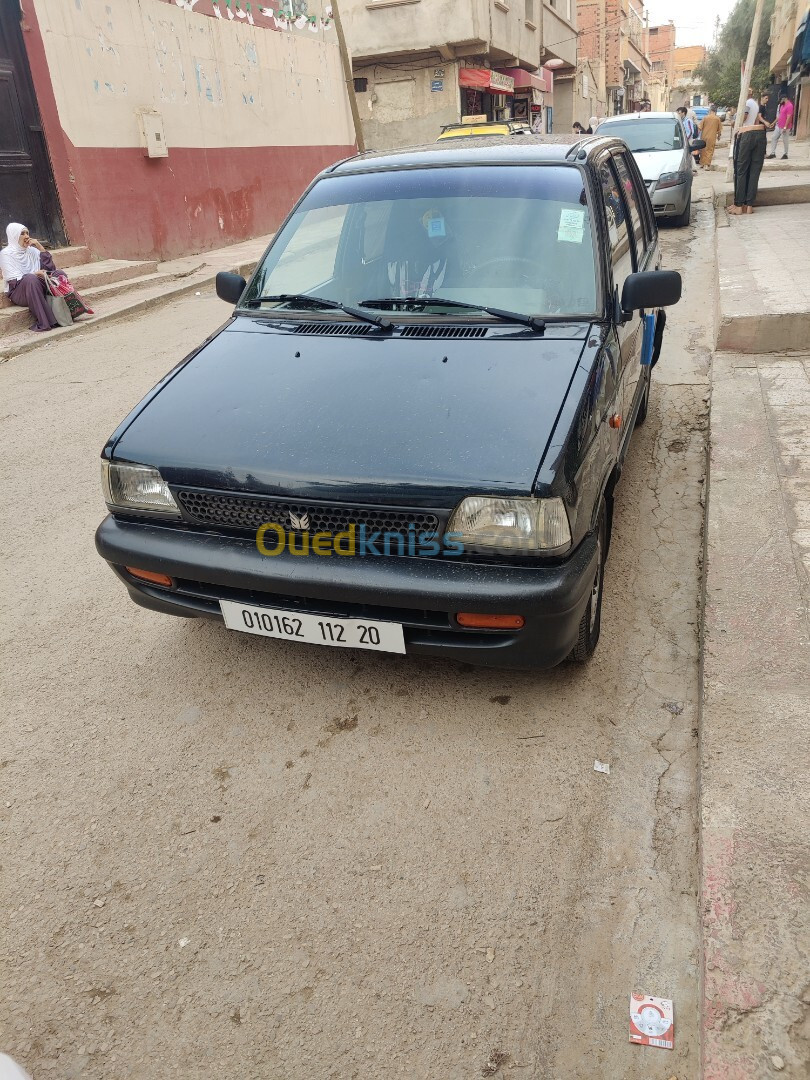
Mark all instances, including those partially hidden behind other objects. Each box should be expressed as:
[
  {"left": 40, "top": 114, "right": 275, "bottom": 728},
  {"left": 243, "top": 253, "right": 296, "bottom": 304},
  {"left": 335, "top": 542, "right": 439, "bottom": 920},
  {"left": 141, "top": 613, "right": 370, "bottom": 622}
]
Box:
[
  {"left": 633, "top": 147, "right": 686, "bottom": 181},
  {"left": 111, "top": 318, "right": 589, "bottom": 506}
]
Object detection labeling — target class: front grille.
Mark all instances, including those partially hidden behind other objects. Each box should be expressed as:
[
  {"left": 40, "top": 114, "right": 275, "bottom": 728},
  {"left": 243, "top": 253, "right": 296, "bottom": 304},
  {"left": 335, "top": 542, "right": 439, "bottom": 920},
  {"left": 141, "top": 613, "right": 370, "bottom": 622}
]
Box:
[{"left": 176, "top": 490, "right": 441, "bottom": 539}]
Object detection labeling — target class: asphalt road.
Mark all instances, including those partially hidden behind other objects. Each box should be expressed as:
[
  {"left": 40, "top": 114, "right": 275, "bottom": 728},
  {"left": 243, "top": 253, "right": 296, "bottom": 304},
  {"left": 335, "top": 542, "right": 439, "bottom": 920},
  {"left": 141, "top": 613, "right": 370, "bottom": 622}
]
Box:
[{"left": 1, "top": 186, "right": 715, "bottom": 1079}]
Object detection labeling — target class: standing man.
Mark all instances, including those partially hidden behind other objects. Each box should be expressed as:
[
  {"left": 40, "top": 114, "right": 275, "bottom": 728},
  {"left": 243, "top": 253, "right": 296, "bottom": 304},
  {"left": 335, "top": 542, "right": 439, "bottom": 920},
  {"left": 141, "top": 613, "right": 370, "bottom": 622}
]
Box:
[
  {"left": 728, "top": 91, "right": 772, "bottom": 215},
  {"left": 767, "top": 95, "right": 794, "bottom": 159},
  {"left": 699, "top": 105, "right": 723, "bottom": 169}
]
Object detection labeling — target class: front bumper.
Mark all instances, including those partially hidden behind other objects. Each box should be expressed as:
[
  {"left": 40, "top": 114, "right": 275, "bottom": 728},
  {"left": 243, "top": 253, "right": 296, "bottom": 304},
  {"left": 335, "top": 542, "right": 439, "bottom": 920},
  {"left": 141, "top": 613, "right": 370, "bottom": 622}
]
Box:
[
  {"left": 95, "top": 516, "right": 598, "bottom": 670},
  {"left": 647, "top": 179, "right": 690, "bottom": 217}
]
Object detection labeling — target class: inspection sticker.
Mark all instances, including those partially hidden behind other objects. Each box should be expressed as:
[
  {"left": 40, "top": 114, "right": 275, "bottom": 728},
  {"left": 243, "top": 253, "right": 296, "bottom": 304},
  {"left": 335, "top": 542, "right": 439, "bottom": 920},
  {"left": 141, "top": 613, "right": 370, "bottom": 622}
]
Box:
[
  {"left": 558, "top": 207, "right": 585, "bottom": 243},
  {"left": 629, "top": 992, "right": 674, "bottom": 1049}
]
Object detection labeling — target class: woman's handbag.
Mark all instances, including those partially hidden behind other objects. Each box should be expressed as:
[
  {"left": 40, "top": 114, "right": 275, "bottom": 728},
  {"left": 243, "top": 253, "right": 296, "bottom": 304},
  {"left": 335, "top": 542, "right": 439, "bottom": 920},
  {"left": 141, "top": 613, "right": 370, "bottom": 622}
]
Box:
[
  {"left": 45, "top": 272, "right": 93, "bottom": 323},
  {"left": 45, "top": 285, "right": 73, "bottom": 327}
]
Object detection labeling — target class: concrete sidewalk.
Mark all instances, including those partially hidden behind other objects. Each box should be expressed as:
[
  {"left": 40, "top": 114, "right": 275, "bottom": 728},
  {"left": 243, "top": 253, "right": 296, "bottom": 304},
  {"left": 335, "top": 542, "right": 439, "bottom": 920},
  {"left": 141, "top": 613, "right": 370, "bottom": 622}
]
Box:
[
  {"left": 701, "top": 144, "right": 810, "bottom": 1075},
  {"left": 715, "top": 201, "right": 810, "bottom": 352},
  {"left": 0, "top": 232, "right": 272, "bottom": 361},
  {"left": 701, "top": 352, "right": 810, "bottom": 1078}
]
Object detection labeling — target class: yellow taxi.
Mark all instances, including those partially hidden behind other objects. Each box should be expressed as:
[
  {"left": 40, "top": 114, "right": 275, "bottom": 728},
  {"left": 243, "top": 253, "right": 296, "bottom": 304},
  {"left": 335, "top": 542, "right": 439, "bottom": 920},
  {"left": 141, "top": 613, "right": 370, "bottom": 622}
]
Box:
[{"left": 437, "top": 120, "right": 533, "bottom": 140}]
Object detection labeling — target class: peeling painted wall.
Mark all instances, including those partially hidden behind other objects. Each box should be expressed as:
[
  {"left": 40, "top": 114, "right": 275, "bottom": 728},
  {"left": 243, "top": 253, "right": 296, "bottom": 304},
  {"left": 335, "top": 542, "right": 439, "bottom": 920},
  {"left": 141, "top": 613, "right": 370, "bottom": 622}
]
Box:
[{"left": 22, "top": 0, "right": 355, "bottom": 259}]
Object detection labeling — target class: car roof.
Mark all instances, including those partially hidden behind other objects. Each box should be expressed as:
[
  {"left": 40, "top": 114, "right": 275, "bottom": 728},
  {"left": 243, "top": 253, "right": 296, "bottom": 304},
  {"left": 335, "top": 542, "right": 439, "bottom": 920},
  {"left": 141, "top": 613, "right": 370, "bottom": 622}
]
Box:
[
  {"left": 597, "top": 112, "right": 678, "bottom": 122},
  {"left": 326, "top": 135, "right": 625, "bottom": 176}
]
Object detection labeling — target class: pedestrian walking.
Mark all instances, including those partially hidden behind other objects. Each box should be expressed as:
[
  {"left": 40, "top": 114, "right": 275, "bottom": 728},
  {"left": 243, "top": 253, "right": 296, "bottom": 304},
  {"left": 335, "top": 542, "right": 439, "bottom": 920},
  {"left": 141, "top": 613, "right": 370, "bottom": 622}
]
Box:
[
  {"left": 766, "top": 95, "right": 794, "bottom": 159},
  {"left": 728, "top": 91, "right": 772, "bottom": 216},
  {"left": 699, "top": 105, "right": 723, "bottom": 168}
]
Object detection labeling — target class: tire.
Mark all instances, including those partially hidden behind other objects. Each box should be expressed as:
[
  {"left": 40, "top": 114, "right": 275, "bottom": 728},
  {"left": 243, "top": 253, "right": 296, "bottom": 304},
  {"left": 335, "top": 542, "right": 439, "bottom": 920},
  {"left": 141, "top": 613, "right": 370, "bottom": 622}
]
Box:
[
  {"left": 635, "top": 369, "right": 650, "bottom": 426},
  {"left": 569, "top": 501, "right": 606, "bottom": 663},
  {"left": 672, "top": 192, "right": 691, "bottom": 228}
]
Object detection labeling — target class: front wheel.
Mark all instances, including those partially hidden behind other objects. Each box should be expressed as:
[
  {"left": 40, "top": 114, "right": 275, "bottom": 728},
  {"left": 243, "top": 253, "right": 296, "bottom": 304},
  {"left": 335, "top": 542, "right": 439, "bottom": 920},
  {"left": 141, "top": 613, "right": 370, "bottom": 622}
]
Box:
[
  {"left": 569, "top": 502, "right": 606, "bottom": 662},
  {"left": 672, "top": 192, "right": 691, "bottom": 228}
]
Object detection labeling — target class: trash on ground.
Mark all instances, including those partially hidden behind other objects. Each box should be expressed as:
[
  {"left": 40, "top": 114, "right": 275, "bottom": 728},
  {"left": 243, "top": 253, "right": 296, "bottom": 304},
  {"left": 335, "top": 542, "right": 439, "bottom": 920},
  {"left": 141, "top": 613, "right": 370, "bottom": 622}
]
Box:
[
  {"left": 663, "top": 702, "right": 684, "bottom": 715},
  {"left": 485, "top": 947, "right": 495, "bottom": 963},
  {"left": 593, "top": 760, "right": 610, "bottom": 774},
  {"left": 629, "top": 992, "right": 674, "bottom": 1049},
  {"left": 179, "top": 938, "right": 190, "bottom": 948}
]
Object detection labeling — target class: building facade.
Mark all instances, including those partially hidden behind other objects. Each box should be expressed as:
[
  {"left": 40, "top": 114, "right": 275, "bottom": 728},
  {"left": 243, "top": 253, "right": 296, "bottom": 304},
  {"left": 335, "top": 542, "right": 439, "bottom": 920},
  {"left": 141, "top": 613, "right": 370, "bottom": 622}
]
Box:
[
  {"left": 577, "top": 0, "right": 651, "bottom": 116},
  {"left": 0, "top": 0, "right": 355, "bottom": 261},
  {"left": 770, "top": 2, "right": 810, "bottom": 139},
  {"left": 647, "top": 21, "right": 675, "bottom": 111},
  {"left": 341, "top": 0, "right": 577, "bottom": 148},
  {"left": 671, "top": 44, "right": 707, "bottom": 109}
]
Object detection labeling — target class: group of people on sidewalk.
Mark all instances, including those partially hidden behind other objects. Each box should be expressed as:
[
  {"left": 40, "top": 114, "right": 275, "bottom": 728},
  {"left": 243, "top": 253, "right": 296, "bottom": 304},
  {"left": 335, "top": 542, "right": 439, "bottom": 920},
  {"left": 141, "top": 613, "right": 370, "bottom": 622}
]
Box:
[
  {"left": 729, "top": 89, "right": 795, "bottom": 216},
  {"left": 0, "top": 222, "right": 92, "bottom": 332}
]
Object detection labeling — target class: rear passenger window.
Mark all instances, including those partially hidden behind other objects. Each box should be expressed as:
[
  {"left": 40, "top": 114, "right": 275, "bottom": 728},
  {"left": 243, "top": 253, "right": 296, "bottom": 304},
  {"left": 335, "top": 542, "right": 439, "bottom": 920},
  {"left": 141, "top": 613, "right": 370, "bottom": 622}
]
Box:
[{"left": 613, "top": 154, "right": 647, "bottom": 263}]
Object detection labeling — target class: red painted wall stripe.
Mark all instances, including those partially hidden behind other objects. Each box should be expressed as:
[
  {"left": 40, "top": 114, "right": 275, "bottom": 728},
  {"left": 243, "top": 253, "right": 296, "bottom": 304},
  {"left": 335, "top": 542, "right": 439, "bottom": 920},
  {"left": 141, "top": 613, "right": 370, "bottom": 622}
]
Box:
[{"left": 62, "top": 141, "right": 356, "bottom": 261}]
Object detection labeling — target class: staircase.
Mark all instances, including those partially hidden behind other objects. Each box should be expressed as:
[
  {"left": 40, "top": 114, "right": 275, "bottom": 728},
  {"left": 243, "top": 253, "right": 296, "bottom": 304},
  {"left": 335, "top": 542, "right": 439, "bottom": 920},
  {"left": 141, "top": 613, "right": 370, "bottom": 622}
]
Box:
[{"left": 0, "top": 245, "right": 181, "bottom": 336}]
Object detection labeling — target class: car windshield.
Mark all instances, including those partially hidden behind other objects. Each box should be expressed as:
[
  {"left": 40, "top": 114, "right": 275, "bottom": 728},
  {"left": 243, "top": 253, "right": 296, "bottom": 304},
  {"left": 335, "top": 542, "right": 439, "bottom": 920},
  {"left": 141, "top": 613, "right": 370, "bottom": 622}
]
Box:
[
  {"left": 596, "top": 118, "right": 684, "bottom": 152},
  {"left": 241, "top": 165, "right": 598, "bottom": 318}
]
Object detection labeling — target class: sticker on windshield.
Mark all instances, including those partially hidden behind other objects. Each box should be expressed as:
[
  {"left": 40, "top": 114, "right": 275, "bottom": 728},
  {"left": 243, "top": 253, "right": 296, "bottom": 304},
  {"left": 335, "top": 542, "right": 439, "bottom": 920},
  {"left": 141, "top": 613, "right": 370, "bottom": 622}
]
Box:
[
  {"left": 426, "top": 215, "right": 446, "bottom": 238},
  {"left": 558, "top": 207, "right": 585, "bottom": 243}
]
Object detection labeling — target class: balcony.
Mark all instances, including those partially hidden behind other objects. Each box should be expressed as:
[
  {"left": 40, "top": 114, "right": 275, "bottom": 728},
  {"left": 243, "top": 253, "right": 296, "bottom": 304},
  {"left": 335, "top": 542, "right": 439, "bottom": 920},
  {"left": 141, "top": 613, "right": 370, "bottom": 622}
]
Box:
[{"left": 542, "top": 1, "right": 577, "bottom": 68}]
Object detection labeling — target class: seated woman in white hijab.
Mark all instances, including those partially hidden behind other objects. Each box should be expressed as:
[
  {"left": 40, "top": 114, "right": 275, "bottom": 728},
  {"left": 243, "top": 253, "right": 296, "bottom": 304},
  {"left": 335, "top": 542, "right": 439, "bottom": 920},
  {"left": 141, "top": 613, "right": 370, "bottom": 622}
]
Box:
[{"left": 1, "top": 222, "right": 67, "bottom": 331}]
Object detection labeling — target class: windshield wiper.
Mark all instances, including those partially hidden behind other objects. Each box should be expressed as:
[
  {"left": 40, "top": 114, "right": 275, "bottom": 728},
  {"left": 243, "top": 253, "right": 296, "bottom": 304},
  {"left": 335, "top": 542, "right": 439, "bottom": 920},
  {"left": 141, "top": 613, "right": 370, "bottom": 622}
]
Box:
[
  {"left": 241, "top": 293, "right": 391, "bottom": 330},
  {"left": 360, "top": 296, "right": 545, "bottom": 333}
]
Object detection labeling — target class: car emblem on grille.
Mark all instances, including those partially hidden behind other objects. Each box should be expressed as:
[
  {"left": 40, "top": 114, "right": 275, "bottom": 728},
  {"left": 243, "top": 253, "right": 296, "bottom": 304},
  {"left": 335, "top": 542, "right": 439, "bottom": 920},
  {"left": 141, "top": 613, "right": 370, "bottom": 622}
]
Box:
[{"left": 289, "top": 511, "right": 310, "bottom": 531}]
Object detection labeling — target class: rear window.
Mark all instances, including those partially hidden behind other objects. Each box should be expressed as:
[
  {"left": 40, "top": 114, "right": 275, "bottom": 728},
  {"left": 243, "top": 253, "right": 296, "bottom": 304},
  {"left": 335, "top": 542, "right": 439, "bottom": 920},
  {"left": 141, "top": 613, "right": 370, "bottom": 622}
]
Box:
[
  {"left": 595, "top": 119, "right": 684, "bottom": 152},
  {"left": 243, "top": 165, "right": 599, "bottom": 319}
]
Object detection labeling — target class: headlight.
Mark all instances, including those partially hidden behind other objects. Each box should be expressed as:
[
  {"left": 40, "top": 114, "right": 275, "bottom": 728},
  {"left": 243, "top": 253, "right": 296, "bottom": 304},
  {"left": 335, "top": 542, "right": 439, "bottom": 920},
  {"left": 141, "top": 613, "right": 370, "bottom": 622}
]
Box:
[
  {"left": 446, "top": 496, "right": 571, "bottom": 555},
  {"left": 101, "top": 460, "right": 180, "bottom": 515},
  {"left": 656, "top": 170, "right": 689, "bottom": 190}
]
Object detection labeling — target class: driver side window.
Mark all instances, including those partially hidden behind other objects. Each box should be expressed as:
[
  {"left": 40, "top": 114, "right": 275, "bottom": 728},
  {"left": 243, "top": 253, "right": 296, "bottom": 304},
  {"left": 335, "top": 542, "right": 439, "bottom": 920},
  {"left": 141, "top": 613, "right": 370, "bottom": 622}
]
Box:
[{"left": 598, "top": 162, "right": 633, "bottom": 297}]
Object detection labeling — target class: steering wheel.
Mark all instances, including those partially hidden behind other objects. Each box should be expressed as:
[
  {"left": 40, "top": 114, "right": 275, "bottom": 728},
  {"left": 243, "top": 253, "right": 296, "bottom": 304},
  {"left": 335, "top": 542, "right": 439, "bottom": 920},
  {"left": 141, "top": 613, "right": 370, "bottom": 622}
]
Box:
[{"left": 464, "top": 255, "right": 566, "bottom": 312}]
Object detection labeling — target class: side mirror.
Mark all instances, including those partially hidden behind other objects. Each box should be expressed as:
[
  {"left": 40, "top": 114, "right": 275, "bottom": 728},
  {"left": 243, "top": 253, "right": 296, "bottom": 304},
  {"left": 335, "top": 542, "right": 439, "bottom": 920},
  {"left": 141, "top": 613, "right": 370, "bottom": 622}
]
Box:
[
  {"left": 621, "top": 270, "right": 681, "bottom": 314},
  {"left": 216, "top": 271, "right": 246, "bottom": 305},
  {"left": 689, "top": 138, "right": 706, "bottom": 151}
]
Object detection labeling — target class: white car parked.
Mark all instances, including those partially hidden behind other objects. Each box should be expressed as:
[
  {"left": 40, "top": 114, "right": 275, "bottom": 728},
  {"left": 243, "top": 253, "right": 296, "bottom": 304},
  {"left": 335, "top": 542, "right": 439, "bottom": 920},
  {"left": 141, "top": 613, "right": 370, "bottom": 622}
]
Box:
[{"left": 594, "top": 112, "right": 697, "bottom": 227}]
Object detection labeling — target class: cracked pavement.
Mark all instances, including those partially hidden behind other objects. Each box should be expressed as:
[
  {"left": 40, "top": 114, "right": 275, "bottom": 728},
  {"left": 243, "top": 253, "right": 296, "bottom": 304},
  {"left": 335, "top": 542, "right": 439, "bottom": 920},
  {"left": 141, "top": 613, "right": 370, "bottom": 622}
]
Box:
[{"left": 0, "top": 195, "right": 716, "bottom": 1078}]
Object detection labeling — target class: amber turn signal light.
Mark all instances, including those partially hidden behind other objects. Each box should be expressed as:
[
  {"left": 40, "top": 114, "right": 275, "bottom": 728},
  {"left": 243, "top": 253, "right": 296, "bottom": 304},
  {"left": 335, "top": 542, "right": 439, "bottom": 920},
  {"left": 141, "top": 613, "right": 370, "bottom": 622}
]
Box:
[
  {"left": 456, "top": 613, "right": 525, "bottom": 630},
  {"left": 609, "top": 413, "right": 622, "bottom": 429},
  {"left": 125, "top": 567, "right": 174, "bottom": 588}
]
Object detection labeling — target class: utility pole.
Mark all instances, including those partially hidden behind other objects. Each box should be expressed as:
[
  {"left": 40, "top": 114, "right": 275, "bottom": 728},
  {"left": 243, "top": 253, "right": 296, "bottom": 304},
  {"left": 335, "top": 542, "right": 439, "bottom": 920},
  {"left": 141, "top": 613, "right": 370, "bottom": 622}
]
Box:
[
  {"left": 330, "top": 0, "right": 366, "bottom": 154},
  {"left": 725, "top": 0, "right": 766, "bottom": 181}
]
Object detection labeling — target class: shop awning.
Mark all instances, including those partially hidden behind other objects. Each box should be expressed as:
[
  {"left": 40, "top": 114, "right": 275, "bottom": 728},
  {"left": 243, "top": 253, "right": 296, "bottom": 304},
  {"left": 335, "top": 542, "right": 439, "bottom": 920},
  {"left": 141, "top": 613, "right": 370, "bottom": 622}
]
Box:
[
  {"left": 459, "top": 68, "right": 515, "bottom": 94},
  {"left": 495, "top": 67, "right": 552, "bottom": 93}
]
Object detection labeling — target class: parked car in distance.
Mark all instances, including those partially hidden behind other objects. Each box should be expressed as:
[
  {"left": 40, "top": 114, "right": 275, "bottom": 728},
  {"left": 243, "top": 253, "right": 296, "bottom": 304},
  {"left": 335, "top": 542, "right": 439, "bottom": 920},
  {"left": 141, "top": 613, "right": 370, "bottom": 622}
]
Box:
[
  {"left": 594, "top": 111, "right": 696, "bottom": 226},
  {"left": 438, "top": 120, "right": 532, "bottom": 139},
  {"left": 96, "top": 136, "right": 681, "bottom": 670},
  {"left": 692, "top": 106, "right": 710, "bottom": 123}
]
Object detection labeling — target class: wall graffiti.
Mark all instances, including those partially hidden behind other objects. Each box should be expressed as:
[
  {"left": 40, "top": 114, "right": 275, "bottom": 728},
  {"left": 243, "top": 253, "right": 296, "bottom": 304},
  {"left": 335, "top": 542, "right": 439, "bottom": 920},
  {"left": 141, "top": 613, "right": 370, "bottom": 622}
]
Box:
[{"left": 171, "top": 0, "right": 334, "bottom": 33}]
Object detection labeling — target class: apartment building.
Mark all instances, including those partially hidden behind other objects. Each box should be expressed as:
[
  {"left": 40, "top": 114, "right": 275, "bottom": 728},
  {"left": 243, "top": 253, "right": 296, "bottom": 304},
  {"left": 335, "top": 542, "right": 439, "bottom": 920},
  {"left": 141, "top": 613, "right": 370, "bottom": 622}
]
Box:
[
  {"left": 341, "top": 0, "right": 577, "bottom": 148},
  {"left": 671, "top": 45, "right": 707, "bottom": 109},
  {"left": 577, "top": 0, "right": 651, "bottom": 116},
  {"left": 647, "top": 21, "right": 675, "bottom": 111},
  {"left": 770, "top": 1, "right": 810, "bottom": 138}
]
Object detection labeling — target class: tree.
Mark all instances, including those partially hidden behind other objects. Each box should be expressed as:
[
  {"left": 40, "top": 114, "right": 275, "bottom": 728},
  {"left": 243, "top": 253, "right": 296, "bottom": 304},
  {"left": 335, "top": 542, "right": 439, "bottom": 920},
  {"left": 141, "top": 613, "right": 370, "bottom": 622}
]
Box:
[{"left": 695, "top": 0, "right": 775, "bottom": 105}]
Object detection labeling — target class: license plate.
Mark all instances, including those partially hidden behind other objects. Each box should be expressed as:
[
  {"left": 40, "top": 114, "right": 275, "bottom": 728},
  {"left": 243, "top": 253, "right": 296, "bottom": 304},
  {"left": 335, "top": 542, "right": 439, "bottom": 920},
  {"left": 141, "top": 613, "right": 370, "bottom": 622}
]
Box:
[{"left": 219, "top": 599, "right": 406, "bottom": 654}]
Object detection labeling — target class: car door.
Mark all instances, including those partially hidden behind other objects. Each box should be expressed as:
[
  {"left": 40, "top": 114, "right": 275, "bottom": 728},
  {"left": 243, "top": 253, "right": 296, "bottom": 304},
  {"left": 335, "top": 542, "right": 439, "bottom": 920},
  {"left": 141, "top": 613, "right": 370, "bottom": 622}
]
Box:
[
  {"left": 612, "top": 151, "right": 654, "bottom": 426},
  {"left": 595, "top": 157, "right": 640, "bottom": 454}
]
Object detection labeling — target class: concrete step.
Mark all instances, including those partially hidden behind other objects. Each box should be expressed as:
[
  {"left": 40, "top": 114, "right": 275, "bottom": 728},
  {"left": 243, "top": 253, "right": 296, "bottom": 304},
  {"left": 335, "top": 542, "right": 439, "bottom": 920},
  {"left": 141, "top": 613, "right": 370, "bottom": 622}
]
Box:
[
  {"left": 1, "top": 258, "right": 159, "bottom": 322},
  {"left": 0, "top": 231, "right": 271, "bottom": 359},
  {"left": 47, "top": 245, "right": 92, "bottom": 269},
  {"left": 715, "top": 203, "right": 810, "bottom": 353},
  {"left": 0, "top": 266, "right": 191, "bottom": 336}
]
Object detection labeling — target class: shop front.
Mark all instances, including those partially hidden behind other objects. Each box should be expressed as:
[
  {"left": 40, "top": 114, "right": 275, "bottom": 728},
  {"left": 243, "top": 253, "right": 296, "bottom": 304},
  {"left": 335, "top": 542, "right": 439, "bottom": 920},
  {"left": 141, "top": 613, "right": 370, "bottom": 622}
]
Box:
[
  {"left": 458, "top": 67, "right": 515, "bottom": 122},
  {"left": 496, "top": 67, "right": 554, "bottom": 132}
]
